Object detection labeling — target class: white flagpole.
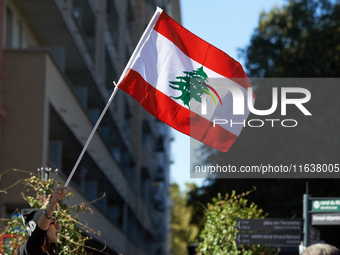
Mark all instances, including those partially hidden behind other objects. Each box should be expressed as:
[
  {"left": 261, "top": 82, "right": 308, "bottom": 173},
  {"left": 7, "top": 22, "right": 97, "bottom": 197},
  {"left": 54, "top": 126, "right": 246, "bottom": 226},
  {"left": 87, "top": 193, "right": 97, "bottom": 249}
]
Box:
[{"left": 64, "top": 82, "right": 119, "bottom": 187}]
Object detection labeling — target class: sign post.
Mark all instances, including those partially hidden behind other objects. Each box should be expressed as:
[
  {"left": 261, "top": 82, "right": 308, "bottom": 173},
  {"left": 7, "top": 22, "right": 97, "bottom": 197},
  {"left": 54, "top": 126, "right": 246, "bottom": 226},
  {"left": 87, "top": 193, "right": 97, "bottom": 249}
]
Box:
[
  {"left": 310, "top": 198, "right": 340, "bottom": 226},
  {"left": 311, "top": 213, "right": 340, "bottom": 225},
  {"left": 236, "top": 218, "right": 302, "bottom": 246},
  {"left": 302, "top": 195, "right": 340, "bottom": 250},
  {"left": 311, "top": 199, "right": 340, "bottom": 212},
  {"left": 237, "top": 218, "right": 302, "bottom": 232},
  {"left": 303, "top": 194, "right": 310, "bottom": 248},
  {"left": 236, "top": 233, "right": 301, "bottom": 246}
]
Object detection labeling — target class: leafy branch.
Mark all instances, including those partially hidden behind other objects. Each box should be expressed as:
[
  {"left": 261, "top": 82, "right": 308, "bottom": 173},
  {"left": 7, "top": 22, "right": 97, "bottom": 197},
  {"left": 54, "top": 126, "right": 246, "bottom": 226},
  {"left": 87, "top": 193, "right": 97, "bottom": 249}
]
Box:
[{"left": 0, "top": 170, "right": 111, "bottom": 254}]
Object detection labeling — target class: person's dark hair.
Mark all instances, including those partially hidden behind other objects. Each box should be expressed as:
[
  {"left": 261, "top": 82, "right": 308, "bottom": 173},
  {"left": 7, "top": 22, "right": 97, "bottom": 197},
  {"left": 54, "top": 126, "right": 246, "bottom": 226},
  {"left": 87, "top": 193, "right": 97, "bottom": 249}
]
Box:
[
  {"left": 41, "top": 236, "right": 58, "bottom": 254},
  {"left": 14, "top": 241, "right": 57, "bottom": 255},
  {"left": 303, "top": 243, "right": 340, "bottom": 255}
]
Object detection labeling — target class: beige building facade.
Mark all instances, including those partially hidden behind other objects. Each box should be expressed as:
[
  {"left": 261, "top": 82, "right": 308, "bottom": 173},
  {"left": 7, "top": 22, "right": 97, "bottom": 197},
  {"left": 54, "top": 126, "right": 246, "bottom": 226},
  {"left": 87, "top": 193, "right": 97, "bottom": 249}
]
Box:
[{"left": 0, "top": 0, "right": 181, "bottom": 254}]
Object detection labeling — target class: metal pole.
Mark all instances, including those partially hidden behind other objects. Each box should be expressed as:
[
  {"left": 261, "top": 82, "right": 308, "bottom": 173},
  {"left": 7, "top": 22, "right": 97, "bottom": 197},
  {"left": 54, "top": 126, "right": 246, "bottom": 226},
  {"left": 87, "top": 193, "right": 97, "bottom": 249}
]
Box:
[
  {"left": 303, "top": 190, "right": 310, "bottom": 248},
  {"left": 64, "top": 83, "right": 119, "bottom": 187},
  {"left": 37, "top": 167, "right": 58, "bottom": 204}
]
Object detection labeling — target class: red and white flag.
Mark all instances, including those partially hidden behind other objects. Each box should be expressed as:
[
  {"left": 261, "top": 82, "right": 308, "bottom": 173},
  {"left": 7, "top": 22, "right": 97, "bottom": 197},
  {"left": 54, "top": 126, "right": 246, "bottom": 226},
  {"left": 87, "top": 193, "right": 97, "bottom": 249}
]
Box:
[{"left": 117, "top": 7, "right": 254, "bottom": 152}]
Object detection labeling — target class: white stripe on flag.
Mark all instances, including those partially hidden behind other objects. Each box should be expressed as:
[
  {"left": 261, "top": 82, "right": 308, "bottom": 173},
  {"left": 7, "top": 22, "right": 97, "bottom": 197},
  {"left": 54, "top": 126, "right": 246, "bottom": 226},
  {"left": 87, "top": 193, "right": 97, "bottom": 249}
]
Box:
[{"left": 129, "top": 29, "right": 252, "bottom": 136}]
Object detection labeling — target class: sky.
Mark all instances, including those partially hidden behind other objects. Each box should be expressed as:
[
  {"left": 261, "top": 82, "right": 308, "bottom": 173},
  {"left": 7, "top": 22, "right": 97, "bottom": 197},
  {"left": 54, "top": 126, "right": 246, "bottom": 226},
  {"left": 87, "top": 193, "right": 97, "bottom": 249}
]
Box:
[{"left": 170, "top": 0, "right": 287, "bottom": 190}]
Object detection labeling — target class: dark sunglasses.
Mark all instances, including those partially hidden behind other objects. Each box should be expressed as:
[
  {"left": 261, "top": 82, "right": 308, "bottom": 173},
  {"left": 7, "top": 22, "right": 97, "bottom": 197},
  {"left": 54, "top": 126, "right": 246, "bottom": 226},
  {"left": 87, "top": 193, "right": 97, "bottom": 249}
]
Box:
[{"left": 50, "top": 218, "right": 61, "bottom": 229}]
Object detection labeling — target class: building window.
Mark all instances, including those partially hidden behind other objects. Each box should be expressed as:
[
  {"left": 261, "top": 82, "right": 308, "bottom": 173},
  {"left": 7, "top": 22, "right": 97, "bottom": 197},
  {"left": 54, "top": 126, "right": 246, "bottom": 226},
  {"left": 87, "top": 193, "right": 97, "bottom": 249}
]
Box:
[
  {"left": 106, "top": 0, "right": 119, "bottom": 49},
  {"left": 72, "top": 0, "right": 96, "bottom": 58}
]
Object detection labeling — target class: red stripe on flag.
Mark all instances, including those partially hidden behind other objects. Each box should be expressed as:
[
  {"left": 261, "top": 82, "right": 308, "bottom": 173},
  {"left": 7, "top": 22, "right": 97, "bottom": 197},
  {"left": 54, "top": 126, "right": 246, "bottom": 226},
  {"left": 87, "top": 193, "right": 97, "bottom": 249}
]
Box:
[
  {"left": 153, "top": 11, "right": 252, "bottom": 91},
  {"left": 119, "top": 69, "right": 238, "bottom": 152}
]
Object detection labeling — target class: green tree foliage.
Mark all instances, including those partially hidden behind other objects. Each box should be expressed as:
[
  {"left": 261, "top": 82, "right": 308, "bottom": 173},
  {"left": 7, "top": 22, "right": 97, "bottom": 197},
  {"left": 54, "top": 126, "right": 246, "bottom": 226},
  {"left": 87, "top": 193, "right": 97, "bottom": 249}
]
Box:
[
  {"left": 0, "top": 172, "right": 105, "bottom": 254},
  {"left": 197, "top": 191, "right": 273, "bottom": 255},
  {"left": 170, "top": 183, "right": 199, "bottom": 255},
  {"left": 242, "top": 0, "right": 340, "bottom": 77}
]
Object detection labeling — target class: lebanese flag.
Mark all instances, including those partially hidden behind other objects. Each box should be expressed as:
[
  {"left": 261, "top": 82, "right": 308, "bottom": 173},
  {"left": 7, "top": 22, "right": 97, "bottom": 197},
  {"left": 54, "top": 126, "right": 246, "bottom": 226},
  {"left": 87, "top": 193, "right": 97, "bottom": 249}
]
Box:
[{"left": 117, "top": 7, "right": 254, "bottom": 152}]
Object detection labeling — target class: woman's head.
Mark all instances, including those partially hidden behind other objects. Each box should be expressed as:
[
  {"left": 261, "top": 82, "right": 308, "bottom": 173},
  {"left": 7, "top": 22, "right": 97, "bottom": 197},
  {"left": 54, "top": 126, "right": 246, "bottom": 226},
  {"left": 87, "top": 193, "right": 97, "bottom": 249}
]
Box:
[
  {"left": 21, "top": 208, "right": 61, "bottom": 243},
  {"left": 46, "top": 215, "right": 61, "bottom": 243}
]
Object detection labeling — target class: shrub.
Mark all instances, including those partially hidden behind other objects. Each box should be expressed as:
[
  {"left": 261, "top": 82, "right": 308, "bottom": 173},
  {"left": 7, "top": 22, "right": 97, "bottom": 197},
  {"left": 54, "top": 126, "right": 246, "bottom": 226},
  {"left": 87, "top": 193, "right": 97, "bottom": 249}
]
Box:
[{"left": 197, "top": 190, "right": 274, "bottom": 255}]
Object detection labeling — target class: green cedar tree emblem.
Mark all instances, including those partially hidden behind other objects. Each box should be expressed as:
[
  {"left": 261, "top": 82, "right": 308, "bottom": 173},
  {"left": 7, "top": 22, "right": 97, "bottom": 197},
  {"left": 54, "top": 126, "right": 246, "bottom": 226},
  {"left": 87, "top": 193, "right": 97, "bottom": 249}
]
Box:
[{"left": 169, "top": 66, "right": 222, "bottom": 109}]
